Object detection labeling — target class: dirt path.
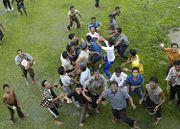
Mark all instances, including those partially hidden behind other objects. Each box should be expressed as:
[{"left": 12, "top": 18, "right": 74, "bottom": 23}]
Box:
[{"left": 167, "top": 27, "right": 180, "bottom": 46}]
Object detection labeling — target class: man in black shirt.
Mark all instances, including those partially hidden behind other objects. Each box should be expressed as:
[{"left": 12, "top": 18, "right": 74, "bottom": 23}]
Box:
[{"left": 66, "top": 84, "right": 92, "bottom": 127}]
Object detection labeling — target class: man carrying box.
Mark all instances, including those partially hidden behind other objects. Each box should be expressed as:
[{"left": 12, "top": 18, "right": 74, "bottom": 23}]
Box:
[{"left": 15, "top": 49, "right": 36, "bottom": 85}]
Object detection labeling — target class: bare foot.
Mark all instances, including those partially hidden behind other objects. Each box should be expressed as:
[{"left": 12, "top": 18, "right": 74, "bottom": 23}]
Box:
[
  {"left": 153, "top": 117, "right": 161, "bottom": 125},
  {"left": 53, "top": 120, "right": 63, "bottom": 125},
  {"left": 79, "top": 123, "right": 84, "bottom": 127}
]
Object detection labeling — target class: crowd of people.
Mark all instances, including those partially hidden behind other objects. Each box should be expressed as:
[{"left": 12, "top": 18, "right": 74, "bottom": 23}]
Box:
[{"left": 1, "top": 1, "right": 180, "bottom": 129}]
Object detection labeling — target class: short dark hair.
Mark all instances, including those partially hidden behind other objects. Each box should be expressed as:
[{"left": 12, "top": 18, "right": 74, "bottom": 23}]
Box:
[
  {"left": 150, "top": 76, "right": 158, "bottom": 83},
  {"left": 130, "top": 49, "right": 137, "bottom": 56},
  {"left": 108, "top": 38, "right": 115, "bottom": 46},
  {"left": 3, "top": 84, "right": 9, "bottom": 90},
  {"left": 108, "top": 14, "right": 113, "bottom": 18},
  {"left": 68, "top": 33, "right": 76, "bottom": 40},
  {"left": 62, "top": 51, "right": 68, "bottom": 59},
  {"left": 132, "top": 67, "right": 139, "bottom": 73},
  {"left": 66, "top": 45, "right": 72, "bottom": 52},
  {"left": 115, "top": 6, "right": 120, "bottom": 10},
  {"left": 116, "top": 27, "right": 122, "bottom": 33},
  {"left": 41, "top": 80, "right": 47, "bottom": 87},
  {"left": 89, "top": 26, "right": 95, "bottom": 31},
  {"left": 171, "top": 43, "right": 178, "bottom": 48},
  {"left": 58, "top": 66, "right": 65, "bottom": 75},
  {"left": 76, "top": 83, "right": 83, "bottom": 88},
  {"left": 174, "top": 60, "right": 180, "bottom": 66},
  {"left": 70, "top": 5, "right": 74, "bottom": 10},
  {"left": 91, "top": 17, "right": 96, "bottom": 20},
  {"left": 93, "top": 67, "right": 100, "bottom": 73},
  {"left": 115, "top": 67, "right": 122, "bottom": 73},
  {"left": 110, "top": 81, "right": 118, "bottom": 86},
  {"left": 86, "top": 35, "right": 92, "bottom": 42},
  {"left": 17, "top": 49, "right": 22, "bottom": 53},
  {"left": 80, "top": 64, "right": 87, "bottom": 71}
]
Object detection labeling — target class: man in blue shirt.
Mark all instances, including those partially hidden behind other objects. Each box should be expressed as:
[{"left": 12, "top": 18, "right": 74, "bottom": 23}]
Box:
[
  {"left": 127, "top": 67, "right": 144, "bottom": 99},
  {"left": 88, "top": 17, "right": 102, "bottom": 32},
  {"left": 97, "top": 81, "right": 138, "bottom": 129},
  {"left": 86, "top": 35, "right": 102, "bottom": 70}
]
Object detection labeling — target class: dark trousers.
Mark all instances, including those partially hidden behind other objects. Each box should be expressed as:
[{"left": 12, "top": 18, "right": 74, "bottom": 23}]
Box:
[
  {"left": 117, "top": 44, "right": 128, "bottom": 59},
  {"left": 8, "top": 100, "right": 24, "bottom": 121},
  {"left": 67, "top": 17, "right": 80, "bottom": 30},
  {"left": 0, "top": 29, "right": 4, "bottom": 41},
  {"left": 3, "top": 0, "right": 12, "bottom": 9},
  {"left": 170, "top": 85, "right": 180, "bottom": 106},
  {"left": 112, "top": 108, "right": 134, "bottom": 128},
  {"left": 48, "top": 107, "right": 59, "bottom": 118},
  {"left": 166, "top": 64, "right": 173, "bottom": 75},
  {"left": 21, "top": 68, "right": 35, "bottom": 80},
  {"left": 80, "top": 103, "right": 88, "bottom": 123},
  {"left": 95, "top": 0, "right": 100, "bottom": 7},
  {"left": 91, "top": 94, "right": 99, "bottom": 108},
  {"left": 146, "top": 97, "right": 161, "bottom": 118}
]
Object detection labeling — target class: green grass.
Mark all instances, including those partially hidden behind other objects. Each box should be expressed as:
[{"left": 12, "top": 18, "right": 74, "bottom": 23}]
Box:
[{"left": 0, "top": 0, "right": 180, "bottom": 129}]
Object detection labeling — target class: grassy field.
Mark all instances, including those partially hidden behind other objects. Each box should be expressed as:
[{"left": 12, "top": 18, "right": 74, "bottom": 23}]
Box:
[{"left": 0, "top": 0, "right": 180, "bottom": 129}]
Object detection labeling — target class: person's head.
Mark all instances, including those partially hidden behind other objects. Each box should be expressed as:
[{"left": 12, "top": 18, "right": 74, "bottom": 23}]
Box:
[
  {"left": 58, "top": 66, "right": 65, "bottom": 75},
  {"left": 93, "top": 67, "right": 101, "bottom": 78},
  {"left": 66, "top": 45, "right": 75, "bottom": 53},
  {"left": 17, "top": 49, "right": 24, "bottom": 57},
  {"left": 171, "top": 43, "right": 178, "bottom": 53},
  {"left": 132, "top": 67, "right": 140, "bottom": 78},
  {"left": 115, "top": 6, "right": 120, "bottom": 11},
  {"left": 129, "top": 49, "right": 137, "bottom": 57},
  {"left": 80, "top": 64, "right": 87, "bottom": 72},
  {"left": 41, "top": 80, "right": 51, "bottom": 89},
  {"left": 91, "top": 17, "right": 97, "bottom": 24},
  {"left": 62, "top": 51, "right": 69, "bottom": 59},
  {"left": 90, "top": 26, "right": 96, "bottom": 33},
  {"left": 81, "top": 42, "right": 88, "bottom": 50},
  {"left": 114, "top": 67, "right": 122, "bottom": 77},
  {"left": 86, "top": 35, "right": 92, "bottom": 42},
  {"left": 174, "top": 60, "right": 180, "bottom": 72},
  {"left": 75, "top": 84, "right": 83, "bottom": 94},
  {"left": 70, "top": 5, "right": 75, "bottom": 11},
  {"left": 108, "top": 38, "right": 115, "bottom": 46},
  {"left": 108, "top": 14, "right": 113, "bottom": 20},
  {"left": 115, "top": 27, "right": 122, "bottom": 36},
  {"left": 116, "top": 27, "right": 122, "bottom": 33},
  {"left": 68, "top": 33, "right": 78, "bottom": 42},
  {"left": 3, "top": 84, "right": 10, "bottom": 93},
  {"left": 110, "top": 81, "right": 118, "bottom": 92},
  {"left": 150, "top": 76, "right": 158, "bottom": 89}
]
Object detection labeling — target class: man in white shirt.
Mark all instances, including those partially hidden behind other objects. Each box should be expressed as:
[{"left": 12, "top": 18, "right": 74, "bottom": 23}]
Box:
[
  {"left": 60, "top": 51, "right": 73, "bottom": 73},
  {"left": 97, "top": 38, "right": 115, "bottom": 78},
  {"left": 79, "top": 64, "right": 91, "bottom": 86},
  {"left": 87, "top": 26, "right": 100, "bottom": 41},
  {"left": 110, "top": 67, "right": 128, "bottom": 92}
]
